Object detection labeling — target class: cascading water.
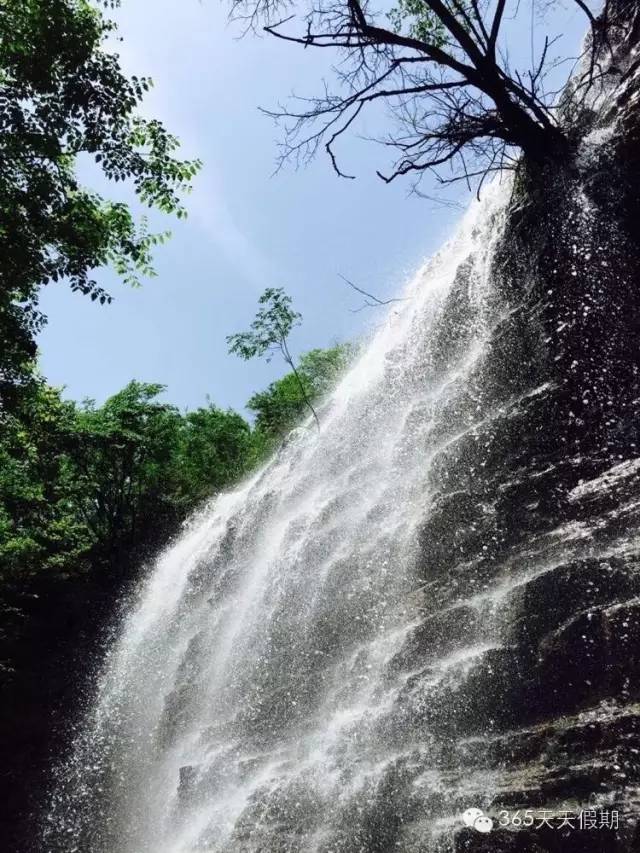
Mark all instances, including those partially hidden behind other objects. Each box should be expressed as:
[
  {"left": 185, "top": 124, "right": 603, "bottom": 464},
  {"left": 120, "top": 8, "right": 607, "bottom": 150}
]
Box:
[{"left": 45, "top": 181, "right": 514, "bottom": 853}]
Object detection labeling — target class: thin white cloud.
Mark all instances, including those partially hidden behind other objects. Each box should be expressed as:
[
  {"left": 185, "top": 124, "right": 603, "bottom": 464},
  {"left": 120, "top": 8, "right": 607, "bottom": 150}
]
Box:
[
  {"left": 188, "top": 167, "right": 278, "bottom": 291},
  {"left": 107, "top": 0, "right": 276, "bottom": 292}
]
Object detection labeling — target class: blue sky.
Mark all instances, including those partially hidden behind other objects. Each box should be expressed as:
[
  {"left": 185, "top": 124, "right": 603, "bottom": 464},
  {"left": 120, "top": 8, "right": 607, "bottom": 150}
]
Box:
[{"left": 37, "top": 0, "right": 588, "bottom": 415}]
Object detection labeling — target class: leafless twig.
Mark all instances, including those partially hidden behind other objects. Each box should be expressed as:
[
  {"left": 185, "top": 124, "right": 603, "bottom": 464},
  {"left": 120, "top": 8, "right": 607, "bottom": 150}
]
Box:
[{"left": 338, "top": 272, "right": 409, "bottom": 312}]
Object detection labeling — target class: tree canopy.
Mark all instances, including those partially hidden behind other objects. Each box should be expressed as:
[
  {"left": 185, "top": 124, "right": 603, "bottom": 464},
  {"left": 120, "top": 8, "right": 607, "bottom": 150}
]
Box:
[{"left": 0, "top": 0, "right": 201, "bottom": 404}]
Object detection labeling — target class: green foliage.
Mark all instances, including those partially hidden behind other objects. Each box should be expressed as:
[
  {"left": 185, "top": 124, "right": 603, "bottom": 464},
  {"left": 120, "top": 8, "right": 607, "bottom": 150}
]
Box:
[
  {"left": 174, "top": 405, "right": 255, "bottom": 509},
  {"left": 0, "top": 381, "right": 91, "bottom": 585},
  {"left": 71, "top": 381, "right": 185, "bottom": 563},
  {"left": 0, "top": 0, "right": 201, "bottom": 399},
  {"left": 227, "top": 288, "right": 302, "bottom": 362},
  {"left": 248, "top": 343, "right": 354, "bottom": 443},
  {"left": 387, "top": 0, "right": 446, "bottom": 44},
  {"left": 0, "top": 381, "right": 255, "bottom": 589}
]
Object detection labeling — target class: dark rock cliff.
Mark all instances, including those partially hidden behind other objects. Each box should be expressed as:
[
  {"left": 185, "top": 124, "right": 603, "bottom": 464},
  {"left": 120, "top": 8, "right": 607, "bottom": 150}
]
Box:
[
  {"left": 403, "top": 2, "right": 640, "bottom": 849},
  {"left": 0, "top": 572, "right": 130, "bottom": 853}
]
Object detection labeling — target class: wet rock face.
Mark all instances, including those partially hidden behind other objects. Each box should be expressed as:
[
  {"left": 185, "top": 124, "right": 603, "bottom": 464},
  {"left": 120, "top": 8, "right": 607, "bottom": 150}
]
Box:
[{"left": 410, "top": 5, "right": 640, "bottom": 850}]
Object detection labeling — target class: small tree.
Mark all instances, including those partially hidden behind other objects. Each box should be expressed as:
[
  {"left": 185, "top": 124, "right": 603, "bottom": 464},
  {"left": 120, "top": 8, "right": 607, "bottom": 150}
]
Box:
[{"left": 227, "top": 288, "right": 321, "bottom": 429}]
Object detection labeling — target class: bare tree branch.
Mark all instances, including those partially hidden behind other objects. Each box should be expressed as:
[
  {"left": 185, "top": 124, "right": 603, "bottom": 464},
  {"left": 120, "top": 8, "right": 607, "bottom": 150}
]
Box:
[
  {"left": 338, "top": 273, "right": 409, "bottom": 311},
  {"left": 230, "top": 0, "right": 615, "bottom": 189}
]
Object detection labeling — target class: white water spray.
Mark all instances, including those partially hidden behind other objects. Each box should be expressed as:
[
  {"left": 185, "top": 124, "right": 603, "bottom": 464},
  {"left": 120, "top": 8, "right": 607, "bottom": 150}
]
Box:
[{"left": 46, "top": 180, "right": 511, "bottom": 853}]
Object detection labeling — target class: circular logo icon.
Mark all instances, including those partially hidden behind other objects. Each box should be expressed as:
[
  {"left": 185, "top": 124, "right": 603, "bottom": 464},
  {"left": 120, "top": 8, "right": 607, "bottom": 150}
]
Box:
[
  {"left": 462, "top": 807, "right": 484, "bottom": 827},
  {"left": 461, "top": 807, "right": 494, "bottom": 833},
  {"left": 474, "top": 815, "right": 494, "bottom": 834}
]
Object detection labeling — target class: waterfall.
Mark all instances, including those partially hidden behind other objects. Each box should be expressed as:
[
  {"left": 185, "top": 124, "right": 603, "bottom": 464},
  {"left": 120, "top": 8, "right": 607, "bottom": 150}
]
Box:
[{"left": 45, "top": 180, "right": 512, "bottom": 853}]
